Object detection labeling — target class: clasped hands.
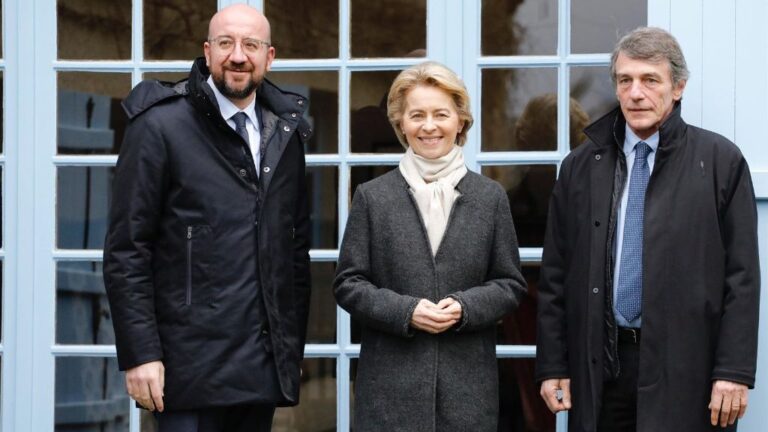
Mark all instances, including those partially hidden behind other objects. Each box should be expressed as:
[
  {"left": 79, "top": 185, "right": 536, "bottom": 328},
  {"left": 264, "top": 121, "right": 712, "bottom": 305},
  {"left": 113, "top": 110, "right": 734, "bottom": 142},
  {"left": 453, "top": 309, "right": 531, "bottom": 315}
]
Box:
[{"left": 410, "top": 297, "right": 462, "bottom": 334}]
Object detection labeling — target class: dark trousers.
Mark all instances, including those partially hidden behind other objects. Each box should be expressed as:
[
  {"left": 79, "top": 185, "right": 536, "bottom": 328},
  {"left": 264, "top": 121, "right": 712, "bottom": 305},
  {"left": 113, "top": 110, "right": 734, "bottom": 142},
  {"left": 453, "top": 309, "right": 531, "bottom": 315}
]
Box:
[
  {"left": 598, "top": 339, "right": 639, "bottom": 432},
  {"left": 155, "top": 404, "right": 276, "bottom": 432}
]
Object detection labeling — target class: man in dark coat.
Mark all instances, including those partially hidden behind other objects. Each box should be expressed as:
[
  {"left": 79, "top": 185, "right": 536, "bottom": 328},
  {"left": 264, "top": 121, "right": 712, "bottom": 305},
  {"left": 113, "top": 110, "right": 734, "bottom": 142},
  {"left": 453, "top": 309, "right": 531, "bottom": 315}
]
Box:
[
  {"left": 536, "top": 27, "right": 760, "bottom": 431},
  {"left": 103, "top": 4, "right": 312, "bottom": 431}
]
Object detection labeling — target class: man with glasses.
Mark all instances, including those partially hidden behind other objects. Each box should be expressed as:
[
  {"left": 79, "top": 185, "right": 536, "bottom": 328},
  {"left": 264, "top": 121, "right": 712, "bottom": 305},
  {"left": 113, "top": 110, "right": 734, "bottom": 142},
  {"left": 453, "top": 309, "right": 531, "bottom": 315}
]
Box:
[
  {"left": 104, "top": 4, "right": 312, "bottom": 431},
  {"left": 536, "top": 27, "right": 759, "bottom": 431}
]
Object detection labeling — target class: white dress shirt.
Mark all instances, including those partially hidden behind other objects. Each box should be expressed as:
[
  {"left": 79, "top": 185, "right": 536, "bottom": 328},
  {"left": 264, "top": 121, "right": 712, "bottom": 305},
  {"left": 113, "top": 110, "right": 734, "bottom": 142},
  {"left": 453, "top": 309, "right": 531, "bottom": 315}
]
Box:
[{"left": 206, "top": 76, "right": 261, "bottom": 172}]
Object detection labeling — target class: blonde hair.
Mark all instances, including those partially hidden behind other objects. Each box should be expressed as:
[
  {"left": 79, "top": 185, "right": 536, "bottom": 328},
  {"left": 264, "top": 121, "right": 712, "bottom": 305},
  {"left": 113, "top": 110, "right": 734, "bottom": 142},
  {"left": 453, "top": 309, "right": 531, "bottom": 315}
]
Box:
[{"left": 387, "top": 61, "right": 474, "bottom": 148}]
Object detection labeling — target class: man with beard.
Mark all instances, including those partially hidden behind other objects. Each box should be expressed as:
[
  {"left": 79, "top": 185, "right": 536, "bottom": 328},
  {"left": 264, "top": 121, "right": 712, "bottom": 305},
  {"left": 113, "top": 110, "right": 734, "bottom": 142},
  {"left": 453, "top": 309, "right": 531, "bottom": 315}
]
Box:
[{"left": 103, "top": 4, "right": 312, "bottom": 431}]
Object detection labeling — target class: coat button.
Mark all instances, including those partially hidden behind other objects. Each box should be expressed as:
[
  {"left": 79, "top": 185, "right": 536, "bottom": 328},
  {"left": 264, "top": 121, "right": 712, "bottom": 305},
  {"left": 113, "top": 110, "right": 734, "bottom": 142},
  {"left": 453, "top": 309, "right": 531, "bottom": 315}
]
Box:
[
  {"left": 262, "top": 329, "right": 269, "bottom": 335},
  {"left": 291, "top": 112, "right": 298, "bottom": 118},
  {"left": 594, "top": 220, "right": 600, "bottom": 227},
  {"left": 297, "top": 99, "right": 304, "bottom": 105},
  {"left": 263, "top": 166, "right": 271, "bottom": 173},
  {"left": 593, "top": 287, "right": 599, "bottom": 294},
  {"left": 591, "top": 357, "right": 597, "bottom": 364},
  {"left": 283, "top": 125, "right": 291, "bottom": 132},
  {"left": 594, "top": 154, "right": 602, "bottom": 161},
  {"left": 238, "top": 168, "right": 247, "bottom": 177}
]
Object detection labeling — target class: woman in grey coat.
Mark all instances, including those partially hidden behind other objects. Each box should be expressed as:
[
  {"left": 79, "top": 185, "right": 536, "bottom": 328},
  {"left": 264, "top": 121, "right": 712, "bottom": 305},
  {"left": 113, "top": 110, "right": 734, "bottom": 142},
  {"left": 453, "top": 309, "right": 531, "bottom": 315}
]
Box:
[{"left": 334, "top": 61, "right": 527, "bottom": 432}]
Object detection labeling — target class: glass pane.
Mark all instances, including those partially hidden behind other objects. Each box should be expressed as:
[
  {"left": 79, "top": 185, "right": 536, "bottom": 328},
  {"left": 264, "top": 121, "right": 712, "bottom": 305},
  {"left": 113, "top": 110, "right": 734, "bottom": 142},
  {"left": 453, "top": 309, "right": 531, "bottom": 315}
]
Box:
[
  {"left": 571, "top": 0, "right": 647, "bottom": 54},
  {"left": 307, "top": 166, "right": 338, "bottom": 249},
  {"left": 57, "top": 166, "right": 114, "bottom": 250},
  {"left": 0, "top": 0, "right": 3, "bottom": 58},
  {"left": 306, "top": 262, "right": 337, "bottom": 344},
  {"left": 270, "top": 71, "right": 339, "bottom": 153},
  {"left": 499, "top": 357, "right": 556, "bottom": 431},
  {"left": 482, "top": 165, "right": 556, "bottom": 247},
  {"left": 265, "top": 0, "right": 339, "bottom": 59},
  {"left": 140, "top": 410, "right": 158, "bottom": 432},
  {"left": 274, "top": 358, "right": 337, "bottom": 431},
  {"left": 482, "top": 68, "right": 558, "bottom": 151},
  {"left": 351, "top": 0, "right": 426, "bottom": 58},
  {"left": 142, "top": 71, "right": 189, "bottom": 83},
  {"left": 57, "top": 1, "right": 131, "bottom": 60},
  {"left": 349, "top": 165, "right": 397, "bottom": 208},
  {"left": 482, "top": 0, "right": 557, "bottom": 56},
  {"left": 144, "top": 0, "right": 215, "bottom": 60},
  {"left": 56, "top": 261, "right": 115, "bottom": 345},
  {"left": 58, "top": 72, "right": 131, "bottom": 155},
  {"left": 570, "top": 66, "right": 615, "bottom": 148},
  {"left": 55, "top": 357, "right": 129, "bottom": 431},
  {"left": 350, "top": 70, "right": 403, "bottom": 154}
]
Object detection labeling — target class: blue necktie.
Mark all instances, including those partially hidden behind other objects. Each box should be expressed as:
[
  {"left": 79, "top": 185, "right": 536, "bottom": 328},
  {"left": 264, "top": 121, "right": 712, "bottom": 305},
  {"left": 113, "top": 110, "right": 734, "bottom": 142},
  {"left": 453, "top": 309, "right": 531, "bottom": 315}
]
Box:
[
  {"left": 616, "top": 142, "right": 651, "bottom": 323},
  {"left": 231, "top": 112, "right": 250, "bottom": 146}
]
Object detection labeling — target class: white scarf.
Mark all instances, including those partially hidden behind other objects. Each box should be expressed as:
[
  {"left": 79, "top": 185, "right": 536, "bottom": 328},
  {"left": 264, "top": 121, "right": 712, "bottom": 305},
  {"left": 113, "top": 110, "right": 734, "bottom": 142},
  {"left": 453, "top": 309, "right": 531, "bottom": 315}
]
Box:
[{"left": 399, "top": 145, "right": 468, "bottom": 256}]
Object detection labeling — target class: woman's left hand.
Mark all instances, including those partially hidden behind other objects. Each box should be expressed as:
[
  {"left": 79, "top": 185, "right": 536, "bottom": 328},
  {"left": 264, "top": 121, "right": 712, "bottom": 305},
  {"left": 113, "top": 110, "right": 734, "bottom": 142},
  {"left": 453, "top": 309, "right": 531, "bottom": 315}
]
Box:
[{"left": 436, "top": 297, "right": 462, "bottom": 322}]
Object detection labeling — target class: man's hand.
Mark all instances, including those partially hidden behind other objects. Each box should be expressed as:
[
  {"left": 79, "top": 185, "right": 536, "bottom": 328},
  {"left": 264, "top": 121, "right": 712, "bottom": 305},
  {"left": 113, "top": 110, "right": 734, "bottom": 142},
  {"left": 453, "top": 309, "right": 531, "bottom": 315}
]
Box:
[
  {"left": 410, "top": 299, "right": 460, "bottom": 334},
  {"left": 540, "top": 378, "right": 572, "bottom": 413},
  {"left": 125, "top": 360, "right": 165, "bottom": 412},
  {"left": 709, "top": 380, "right": 748, "bottom": 427}
]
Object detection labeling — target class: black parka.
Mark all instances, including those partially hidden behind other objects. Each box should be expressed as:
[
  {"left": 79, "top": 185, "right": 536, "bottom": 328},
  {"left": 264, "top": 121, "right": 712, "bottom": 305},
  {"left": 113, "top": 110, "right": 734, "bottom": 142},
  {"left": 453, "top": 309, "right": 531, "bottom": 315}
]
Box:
[
  {"left": 536, "top": 103, "right": 760, "bottom": 431},
  {"left": 103, "top": 58, "right": 312, "bottom": 410}
]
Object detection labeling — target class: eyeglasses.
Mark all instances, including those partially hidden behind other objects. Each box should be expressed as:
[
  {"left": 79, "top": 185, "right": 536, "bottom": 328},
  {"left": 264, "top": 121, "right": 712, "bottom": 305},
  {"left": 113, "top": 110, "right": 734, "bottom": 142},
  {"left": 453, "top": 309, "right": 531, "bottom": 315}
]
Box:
[{"left": 208, "top": 36, "right": 271, "bottom": 55}]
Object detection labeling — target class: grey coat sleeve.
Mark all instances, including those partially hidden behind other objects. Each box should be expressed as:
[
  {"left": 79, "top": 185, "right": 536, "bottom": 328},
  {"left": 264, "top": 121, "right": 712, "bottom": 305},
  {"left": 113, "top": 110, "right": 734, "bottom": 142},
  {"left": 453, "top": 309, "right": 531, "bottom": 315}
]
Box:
[
  {"left": 448, "top": 183, "right": 527, "bottom": 332},
  {"left": 334, "top": 187, "right": 421, "bottom": 338}
]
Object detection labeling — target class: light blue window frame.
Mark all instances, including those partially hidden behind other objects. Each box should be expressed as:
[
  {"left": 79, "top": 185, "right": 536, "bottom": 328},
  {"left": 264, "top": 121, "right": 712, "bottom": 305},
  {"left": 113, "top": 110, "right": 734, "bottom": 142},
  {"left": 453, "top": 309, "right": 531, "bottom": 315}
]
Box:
[{"left": 3, "top": 0, "right": 768, "bottom": 431}]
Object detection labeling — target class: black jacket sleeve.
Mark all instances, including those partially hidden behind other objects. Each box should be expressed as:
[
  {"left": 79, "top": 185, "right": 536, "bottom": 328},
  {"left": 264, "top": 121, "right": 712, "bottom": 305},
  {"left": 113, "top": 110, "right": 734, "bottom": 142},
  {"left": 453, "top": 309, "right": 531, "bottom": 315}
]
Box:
[{"left": 103, "top": 113, "right": 168, "bottom": 371}]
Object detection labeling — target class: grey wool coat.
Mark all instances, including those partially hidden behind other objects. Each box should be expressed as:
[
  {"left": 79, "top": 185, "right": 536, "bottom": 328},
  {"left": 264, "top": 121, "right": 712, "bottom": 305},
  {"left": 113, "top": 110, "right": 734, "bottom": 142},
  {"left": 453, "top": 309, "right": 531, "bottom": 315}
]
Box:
[{"left": 334, "top": 168, "right": 527, "bottom": 432}]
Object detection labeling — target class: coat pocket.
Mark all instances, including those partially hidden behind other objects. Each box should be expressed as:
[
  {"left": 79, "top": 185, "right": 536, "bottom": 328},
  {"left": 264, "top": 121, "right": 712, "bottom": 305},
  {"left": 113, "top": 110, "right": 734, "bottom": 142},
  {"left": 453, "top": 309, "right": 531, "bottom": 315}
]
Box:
[{"left": 185, "top": 224, "right": 213, "bottom": 305}]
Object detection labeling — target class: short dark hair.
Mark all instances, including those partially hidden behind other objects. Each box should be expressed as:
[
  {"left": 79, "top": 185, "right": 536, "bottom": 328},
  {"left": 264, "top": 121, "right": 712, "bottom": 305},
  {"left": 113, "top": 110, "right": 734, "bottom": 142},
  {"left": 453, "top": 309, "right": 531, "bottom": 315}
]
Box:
[{"left": 610, "top": 27, "right": 689, "bottom": 86}]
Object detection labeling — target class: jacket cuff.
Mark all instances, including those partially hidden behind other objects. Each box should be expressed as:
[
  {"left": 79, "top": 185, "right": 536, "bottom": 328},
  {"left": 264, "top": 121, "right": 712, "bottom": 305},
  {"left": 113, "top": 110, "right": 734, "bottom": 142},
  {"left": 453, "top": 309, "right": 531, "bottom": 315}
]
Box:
[{"left": 446, "top": 294, "right": 469, "bottom": 332}]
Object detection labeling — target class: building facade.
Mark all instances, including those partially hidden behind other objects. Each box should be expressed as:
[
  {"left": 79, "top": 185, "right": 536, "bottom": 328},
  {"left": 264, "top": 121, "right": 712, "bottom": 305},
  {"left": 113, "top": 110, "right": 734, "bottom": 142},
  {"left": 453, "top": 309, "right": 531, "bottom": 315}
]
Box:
[{"left": 0, "top": 0, "right": 766, "bottom": 431}]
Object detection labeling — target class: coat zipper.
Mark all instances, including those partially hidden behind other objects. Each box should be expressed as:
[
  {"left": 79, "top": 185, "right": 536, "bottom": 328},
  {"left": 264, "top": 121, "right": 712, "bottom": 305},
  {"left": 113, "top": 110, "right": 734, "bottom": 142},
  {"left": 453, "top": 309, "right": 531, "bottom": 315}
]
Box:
[{"left": 186, "top": 226, "right": 193, "bottom": 305}]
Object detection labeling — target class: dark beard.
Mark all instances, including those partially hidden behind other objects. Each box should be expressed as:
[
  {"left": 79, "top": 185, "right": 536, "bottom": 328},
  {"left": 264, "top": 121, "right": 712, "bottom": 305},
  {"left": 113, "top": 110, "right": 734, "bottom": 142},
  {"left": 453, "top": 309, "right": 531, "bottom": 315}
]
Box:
[{"left": 213, "top": 73, "right": 259, "bottom": 100}]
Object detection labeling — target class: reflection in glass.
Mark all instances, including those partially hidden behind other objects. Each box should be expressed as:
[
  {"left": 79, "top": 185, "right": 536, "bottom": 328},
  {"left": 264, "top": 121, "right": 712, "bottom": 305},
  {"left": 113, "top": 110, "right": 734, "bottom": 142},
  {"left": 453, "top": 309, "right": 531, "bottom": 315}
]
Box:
[
  {"left": 57, "top": 72, "right": 131, "bottom": 155},
  {"left": 57, "top": 1, "right": 131, "bottom": 60},
  {"left": 144, "top": 0, "right": 215, "bottom": 60},
  {"left": 482, "top": 0, "right": 557, "bottom": 56},
  {"left": 55, "top": 357, "right": 128, "bottom": 431},
  {"left": 571, "top": 66, "right": 615, "bottom": 147},
  {"left": 306, "top": 166, "right": 338, "bottom": 249},
  {"left": 56, "top": 262, "right": 115, "bottom": 345},
  {"left": 142, "top": 71, "right": 189, "bottom": 84},
  {"left": 274, "top": 358, "right": 337, "bottom": 431},
  {"left": 482, "top": 68, "right": 558, "bottom": 151},
  {"left": 481, "top": 165, "right": 556, "bottom": 247},
  {"left": 498, "top": 357, "right": 555, "bottom": 431},
  {"left": 497, "top": 265, "right": 554, "bottom": 431},
  {"left": 350, "top": 71, "right": 402, "bottom": 154},
  {"left": 270, "top": 71, "right": 339, "bottom": 153},
  {"left": 349, "top": 165, "right": 397, "bottom": 210},
  {"left": 306, "top": 262, "right": 337, "bottom": 344},
  {"left": 265, "top": 0, "right": 338, "bottom": 59},
  {"left": 351, "top": 0, "right": 426, "bottom": 58},
  {"left": 57, "top": 167, "right": 114, "bottom": 250},
  {"left": 571, "top": 0, "right": 646, "bottom": 54}
]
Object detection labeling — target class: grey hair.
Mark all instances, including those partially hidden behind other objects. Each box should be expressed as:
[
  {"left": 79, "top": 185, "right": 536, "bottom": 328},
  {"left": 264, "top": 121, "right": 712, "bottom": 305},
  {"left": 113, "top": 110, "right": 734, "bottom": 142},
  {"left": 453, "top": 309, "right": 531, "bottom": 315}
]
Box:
[{"left": 610, "top": 27, "right": 690, "bottom": 86}]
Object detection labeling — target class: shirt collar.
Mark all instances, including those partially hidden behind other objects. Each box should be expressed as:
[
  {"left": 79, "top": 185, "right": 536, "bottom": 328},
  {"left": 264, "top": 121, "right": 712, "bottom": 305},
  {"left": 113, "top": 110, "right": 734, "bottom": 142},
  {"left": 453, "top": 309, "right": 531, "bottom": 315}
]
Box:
[
  {"left": 623, "top": 125, "right": 659, "bottom": 155},
  {"left": 206, "top": 75, "right": 258, "bottom": 126}
]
